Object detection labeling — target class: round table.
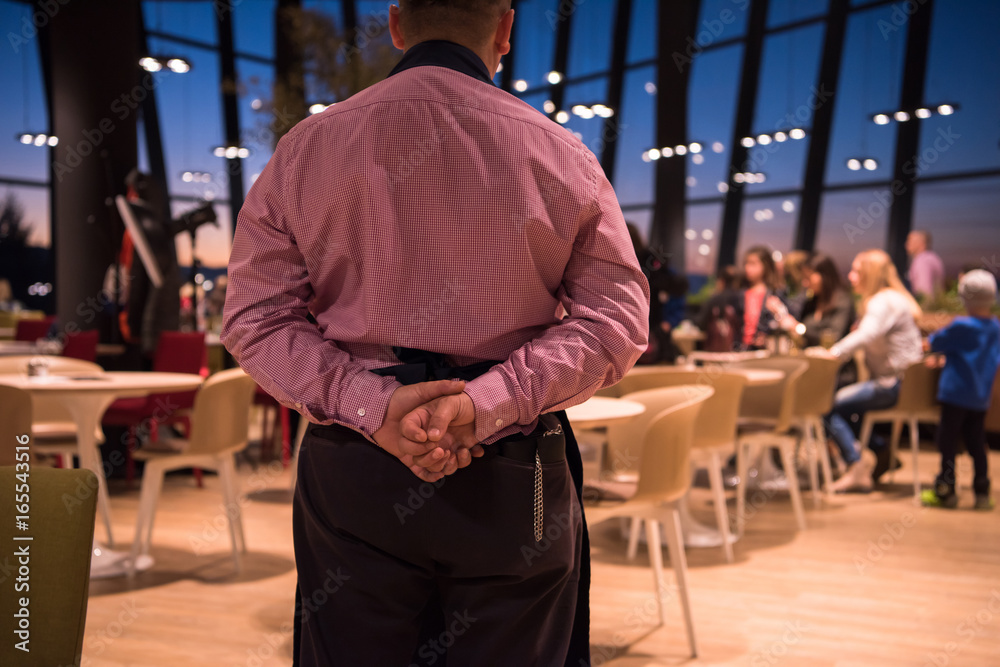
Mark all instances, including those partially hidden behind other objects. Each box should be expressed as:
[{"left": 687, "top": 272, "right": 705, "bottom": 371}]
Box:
[
  {"left": 0, "top": 340, "right": 61, "bottom": 357},
  {"left": 564, "top": 396, "right": 646, "bottom": 430},
  {"left": 687, "top": 350, "right": 771, "bottom": 365},
  {"left": 0, "top": 371, "right": 205, "bottom": 578}
]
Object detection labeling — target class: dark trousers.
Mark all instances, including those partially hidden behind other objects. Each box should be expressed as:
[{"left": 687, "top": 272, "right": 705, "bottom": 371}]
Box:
[
  {"left": 292, "top": 420, "right": 584, "bottom": 666},
  {"left": 935, "top": 402, "right": 991, "bottom": 496}
]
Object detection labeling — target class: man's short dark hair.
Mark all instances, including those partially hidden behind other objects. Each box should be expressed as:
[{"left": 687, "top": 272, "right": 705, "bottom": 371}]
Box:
[{"left": 400, "top": 0, "right": 511, "bottom": 47}]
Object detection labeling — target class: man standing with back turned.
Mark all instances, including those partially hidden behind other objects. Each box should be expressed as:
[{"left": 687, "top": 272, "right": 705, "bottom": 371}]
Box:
[{"left": 222, "top": 1, "right": 649, "bottom": 665}]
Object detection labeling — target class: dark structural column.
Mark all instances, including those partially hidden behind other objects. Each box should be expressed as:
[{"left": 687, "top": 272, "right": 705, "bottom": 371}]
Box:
[
  {"left": 546, "top": 1, "right": 572, "bottom": 122},
  {"left": 137, "top": 11, "right": 172, "bottom": 226},
  {"left": 273, "top": 0, "right": 308, "bottom": 146},
  {"left": 717, "top": 0, "right": 770, "bottom": 270},
  {"left": 216, "top": 0, "right": 245, "bottom": 232},
  {"left": 598, "top": 0, "right": 633, "bottom": 182},
  {"left": 40, "top": 1, "right": 139, "bottom": 332},
  {"left": 794, "top": 0, "right": 850, "bottom": 252},
  {"left": 650, "top": 1, "right": 699, "bottom": 267},
  {"left": 886, "top": 0, "right": 933, "bottom": 272}
]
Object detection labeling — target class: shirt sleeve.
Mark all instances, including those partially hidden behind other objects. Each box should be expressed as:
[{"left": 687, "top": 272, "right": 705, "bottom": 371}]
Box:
[
  {"left": 220, "top": 130, "right": 402, "bottom": 444},
  {"left": 830, "top": 292, "right": 896, "bottom": 359},
  {"left": 929, "top": 321, "right": 964, "bottom": 354},
  {"left": 908, "top": 254, "right": 934, "bottom": 297},
  {"left": 463, "top": 150, "right": 651, "bottom": 445}
]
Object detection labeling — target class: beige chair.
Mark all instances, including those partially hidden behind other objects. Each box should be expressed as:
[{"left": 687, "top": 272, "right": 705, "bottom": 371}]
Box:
[
  {"left": 0, "top": 385, "right": 34, "bottom": 466},
  {"left": 791, "top": 354, "right": 844, "bottom": 506},
  {"left": 606, "top": 371, "right": 747, "bottom": 563},
  {"left": 129, "top": 367, "right": 257, "bottom": 576},
  {"left": 730, "top": 357, "right": 809, "bottom": 534},
  {"left": 587, "top": 385, "right": 713, "bottom": 658},
  {"left": 859, "top": 359, "right": 941, "bottom": 499}
]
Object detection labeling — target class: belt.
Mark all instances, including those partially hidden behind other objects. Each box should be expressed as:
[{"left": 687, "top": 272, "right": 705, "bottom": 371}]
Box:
[{"left": 370, "top": 346, "right": 566, "bottom": 541}]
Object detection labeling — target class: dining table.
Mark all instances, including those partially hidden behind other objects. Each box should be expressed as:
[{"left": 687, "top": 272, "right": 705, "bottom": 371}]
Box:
[
  {"left": 0, "top": 370, "right": 205, "bottom": 578},
  {"left": 0, "top": 340, "right": 61, "bottom": 357}
]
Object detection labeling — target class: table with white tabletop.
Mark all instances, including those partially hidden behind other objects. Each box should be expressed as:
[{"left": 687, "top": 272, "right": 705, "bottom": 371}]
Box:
[
  {"left": 0, "top": 371, "right": 204, "bottom": 577},
  {"left": 687, "top": 350, "right": 772, "bottom": 365},
  {"left": 564, "top": 396, "right": 646, "bottom": 430}
]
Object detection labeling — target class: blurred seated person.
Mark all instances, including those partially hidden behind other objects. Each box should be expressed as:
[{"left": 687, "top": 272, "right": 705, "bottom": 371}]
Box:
[
  {"left": 768, "top": 253, "right": 855, "bottom": 349},
  {"left": 697, "top": 265, "right": 743, "bottom": 352},
  {"left": 740, "top": 245, "right": 786, "bottom": 350},
  {"left": 776, "top": 249, "right": 810, "bottom": 319},
  {"left": 817, "top": 249, "right": 923, "bottom": 493}
]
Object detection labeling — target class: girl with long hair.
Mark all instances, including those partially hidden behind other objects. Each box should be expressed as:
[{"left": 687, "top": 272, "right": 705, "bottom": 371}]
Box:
[
  {"left": 823, "top": 249, "right": 924, "bottom": 492},
  {"left": 740, "top": 245, "right": 785, "bottom": 350}
]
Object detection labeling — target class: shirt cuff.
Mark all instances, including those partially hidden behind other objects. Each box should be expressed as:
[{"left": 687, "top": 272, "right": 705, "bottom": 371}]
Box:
[
  {"left": 464, "top": 369, "right": 523, "bottom": 444},
  {"left": 297, "top": 370, "right": 402, "bottom": 444}
]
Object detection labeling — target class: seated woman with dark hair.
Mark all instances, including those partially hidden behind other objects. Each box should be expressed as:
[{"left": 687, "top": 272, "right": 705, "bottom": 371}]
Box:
[{"left": 768, "top": 253, "right": 856, "bottom": 348}]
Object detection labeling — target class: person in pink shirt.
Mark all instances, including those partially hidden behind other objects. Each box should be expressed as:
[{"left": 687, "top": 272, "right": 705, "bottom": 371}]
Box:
[
  {"left": 221, "top": 1, "right": 649, "bottom": 665},
  {"left": 905, "top": 229, "right": 945, "bottom": 302}
]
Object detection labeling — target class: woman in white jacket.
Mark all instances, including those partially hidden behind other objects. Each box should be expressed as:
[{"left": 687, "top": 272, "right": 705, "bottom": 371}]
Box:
[{"left": 824, "top": 249, "right": 924, "bottom": 493}]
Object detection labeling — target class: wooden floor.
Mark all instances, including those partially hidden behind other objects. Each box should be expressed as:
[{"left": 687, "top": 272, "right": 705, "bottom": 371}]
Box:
[{"left": 83, "top": 445, "right": 1000, "bottom": 667}]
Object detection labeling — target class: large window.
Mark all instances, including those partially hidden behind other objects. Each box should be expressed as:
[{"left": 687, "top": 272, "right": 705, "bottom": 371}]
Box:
[
  {"left": 687, "top": 44, "right": 743, "bottom": 200},
  {"left": 612, "top": 66, "right": 656, "bottom": 207}
]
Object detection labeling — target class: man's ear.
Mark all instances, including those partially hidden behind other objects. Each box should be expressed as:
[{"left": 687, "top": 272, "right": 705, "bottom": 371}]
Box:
[
  {"left": 495, "top": 8, "right": 514, "bottom": 56},
  {"left": 388, "top": 4, "right": 406, "bottom": 51}
]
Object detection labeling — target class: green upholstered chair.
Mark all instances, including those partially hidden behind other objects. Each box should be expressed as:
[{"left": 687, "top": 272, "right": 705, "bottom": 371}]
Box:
[{"left": 0, "top": 465, "right": 98, "bottom": 666}]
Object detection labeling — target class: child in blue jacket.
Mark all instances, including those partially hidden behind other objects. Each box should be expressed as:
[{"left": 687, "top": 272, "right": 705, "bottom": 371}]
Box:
[{"left": 922, "top": 270, "right": 1000, "bottom": 509}]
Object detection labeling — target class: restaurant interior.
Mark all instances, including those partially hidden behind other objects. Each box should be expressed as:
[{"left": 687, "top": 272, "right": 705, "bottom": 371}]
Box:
[{"left": 1, "top": 0, "right": 999, "bottom": 665}]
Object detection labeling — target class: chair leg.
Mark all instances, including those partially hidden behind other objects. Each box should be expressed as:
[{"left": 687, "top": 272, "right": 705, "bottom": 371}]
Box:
[
  {"left": 909, "top": 418, "right": 921, "bottom": 500},
  {"left": 125, "top": 424, "right": 136, "bottom": 488},
  {"left": 778, "top": 442, "right": 807, "bottom": 531},
  {"left": 626, "top": 516, "right": 642, "bottom": 561},
  {"left": 813, "top": 418, "right": 834, "bottom": 497},
  {"left": 707, "top": 452, "right": 734, "bottom": 563},
  {"left": 193, "top": 468, "right": 204, "bottom": 489},
  {"left": 859, "top": 415, "right": 875, "bottom": 452},
  {"left": 129, "top": 462, "right": 165, "bottom": 577},
  {"left": 805, "top": 425, "right": 821, "bottom": 508},
  {"left": 220, "top": 457, "right": 245, "bottom": 571},
  {"left": 644, "top": 517, "right": 666, "bottom": 627},
  {"left": 662, "top": 506, "right": 698, "bottom": 658},
  {"left": 888, "top": 419, "right": 903, "bottom": 483},
  {"left": 225, "top": 456, "right": 247, "bottom": 553},
  {"left": 736, "top": 440, "right": 751, "bottom": 537}
]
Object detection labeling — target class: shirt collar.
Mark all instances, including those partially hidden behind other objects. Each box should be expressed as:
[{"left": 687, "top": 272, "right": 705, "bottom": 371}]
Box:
[{"left": 388, "top": 40, "right": 496, "bottom": 86}]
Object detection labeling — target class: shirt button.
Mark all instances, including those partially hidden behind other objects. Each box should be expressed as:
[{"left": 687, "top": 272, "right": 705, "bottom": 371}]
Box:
[
  {"left": 495, "top": 418, "right": 503, "bottom": 427},
  {"left": 357, "top": 408, "right": 366, "bottom": 417}
]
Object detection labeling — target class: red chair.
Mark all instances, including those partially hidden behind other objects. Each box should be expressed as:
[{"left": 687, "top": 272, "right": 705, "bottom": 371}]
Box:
[
  {"left": 15, "top": 316, "right": 56, "bottom": 341},
  {"left": 62, "top": 330, "right": 99, "bottom": 362},
  {"left": 102, "top": 331, "right": 208, "bottom": 486}
]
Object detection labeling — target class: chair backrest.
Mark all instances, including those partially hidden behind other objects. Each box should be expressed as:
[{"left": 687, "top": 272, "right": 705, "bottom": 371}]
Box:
[
  {"left": 632, "top": 386, "right": 713, "bottom": 504},
  {"left": 730, "top": 357, "right": 808, "bottom": 432},
  {"left": 185, "top": 367, "right": 257, "bottom": 456},
  {"left": 607, "top": 369, "right": 746, "bottom": 454},
  {"left": 61, "top": 329, "right": 99, "bottom": 362},
  {"left": 0, "top": 385, "right": 32, "bottom": 466},
  {"left": 792, "top": 354, "right": 844, "bottom": 418},
  {"left": 0, "top": 466, "right": 97, "bottom": 666},
  {"left": 153, "top": 331, "right": 207, "bottom": 375},
  {"left": 605, "top": 384, "right": 715, "bottom": 481},
  {"left": 895, "top": 359, "right": 941, "bottom": 413},
  {"left": 597, "top": 366, "right": 703, "bottom": 399},
  {"left": 14, "top": 315, "right": 55, "bottom": 341}
]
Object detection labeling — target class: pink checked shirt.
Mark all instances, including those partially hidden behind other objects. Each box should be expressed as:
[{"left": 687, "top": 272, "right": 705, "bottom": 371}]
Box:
[{"left": 221, "top": 57, "right": 650, "bottom": 446}]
